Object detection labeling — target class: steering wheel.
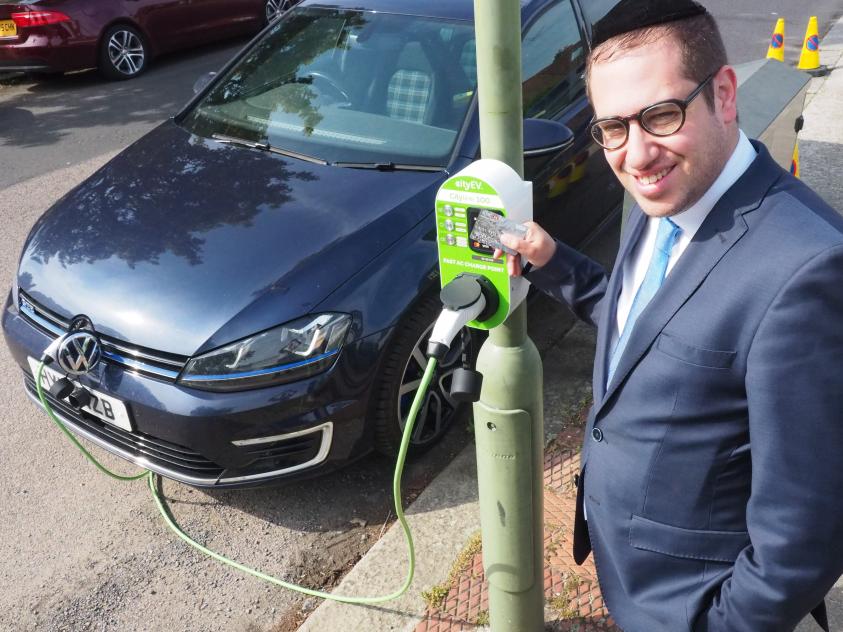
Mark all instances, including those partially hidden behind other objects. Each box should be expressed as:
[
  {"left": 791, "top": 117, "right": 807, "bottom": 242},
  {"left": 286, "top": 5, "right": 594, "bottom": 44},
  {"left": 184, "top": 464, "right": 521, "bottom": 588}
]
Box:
[{"left": 307, "top": 71, "right": 351, "bottom": 105}]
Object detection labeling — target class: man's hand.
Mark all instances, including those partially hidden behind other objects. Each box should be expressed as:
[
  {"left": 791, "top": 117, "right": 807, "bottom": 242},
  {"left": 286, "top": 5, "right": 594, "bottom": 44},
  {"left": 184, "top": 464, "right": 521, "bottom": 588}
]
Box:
[{"left": 493, "top": 221, "right": 557, "bottom": 277}]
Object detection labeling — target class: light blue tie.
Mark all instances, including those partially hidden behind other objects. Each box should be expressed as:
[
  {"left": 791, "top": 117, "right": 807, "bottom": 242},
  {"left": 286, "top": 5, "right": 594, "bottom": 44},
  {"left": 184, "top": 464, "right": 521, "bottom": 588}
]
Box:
[{"left": 608, "top": 217, "right": 682, "bottom": 385}]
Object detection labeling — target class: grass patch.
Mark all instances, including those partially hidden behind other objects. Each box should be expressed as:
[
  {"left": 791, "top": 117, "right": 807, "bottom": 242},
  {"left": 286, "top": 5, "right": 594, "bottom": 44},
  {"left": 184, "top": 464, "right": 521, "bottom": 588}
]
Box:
[
  {"left": 473, "top": 609, "right": 490, "bottom": 626},
  {"left": 450, "top": 531, "right": 483, "bottom": 581},
  {"left": 547, "top": 572, "right": 585, "bottom": 619},
  {"left": 421, "top": 584, "right": 450, "bottom": 610},
  {"left": 421, "top": 531, "right": 483, "bottom": 612}
]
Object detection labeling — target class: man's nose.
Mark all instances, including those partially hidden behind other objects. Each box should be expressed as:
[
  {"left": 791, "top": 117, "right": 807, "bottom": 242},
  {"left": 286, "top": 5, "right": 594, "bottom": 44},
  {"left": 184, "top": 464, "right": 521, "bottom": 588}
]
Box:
[{"left": 623, "top": 121, "right": 658, "bottom": 170}]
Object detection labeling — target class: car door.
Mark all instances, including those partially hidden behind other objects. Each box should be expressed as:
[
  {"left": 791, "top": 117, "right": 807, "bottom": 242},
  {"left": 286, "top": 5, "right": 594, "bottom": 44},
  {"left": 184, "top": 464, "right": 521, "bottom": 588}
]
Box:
[
  {"left": 520, "top": 0, "right": 623, "bottom": 247},
  {"left": 185, "top": 0, "right": 263, "bottom": 43},
  {"left": 127, "top": 0, "right": 200, "bottom": 52}
]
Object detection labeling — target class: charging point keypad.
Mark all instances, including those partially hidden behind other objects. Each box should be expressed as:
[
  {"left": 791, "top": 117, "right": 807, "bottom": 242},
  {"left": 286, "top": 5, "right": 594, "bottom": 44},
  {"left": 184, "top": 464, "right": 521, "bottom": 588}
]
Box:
[{"left": 437, "top": 204, "right": 470, "bottom": 249}]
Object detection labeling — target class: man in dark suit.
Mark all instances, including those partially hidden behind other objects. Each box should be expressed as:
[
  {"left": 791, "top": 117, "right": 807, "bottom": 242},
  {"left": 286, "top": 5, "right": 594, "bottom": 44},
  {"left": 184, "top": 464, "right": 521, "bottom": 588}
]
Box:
[{"left": 498, "top": 1, "right": 843, "bottom": 630}]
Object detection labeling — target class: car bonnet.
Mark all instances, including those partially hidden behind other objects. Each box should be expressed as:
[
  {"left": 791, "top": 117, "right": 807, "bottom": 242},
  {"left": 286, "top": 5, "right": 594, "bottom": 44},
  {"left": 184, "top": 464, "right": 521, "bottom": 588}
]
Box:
[{"left": 17, "top": 120, "right": 445, "bottom": 356}]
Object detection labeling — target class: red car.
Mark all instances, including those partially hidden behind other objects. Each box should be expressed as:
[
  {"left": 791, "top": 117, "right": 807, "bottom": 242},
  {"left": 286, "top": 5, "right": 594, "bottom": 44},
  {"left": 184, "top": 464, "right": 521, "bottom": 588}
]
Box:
[{"left": 0, "top": 0, "right": 296, "bottom": 80}]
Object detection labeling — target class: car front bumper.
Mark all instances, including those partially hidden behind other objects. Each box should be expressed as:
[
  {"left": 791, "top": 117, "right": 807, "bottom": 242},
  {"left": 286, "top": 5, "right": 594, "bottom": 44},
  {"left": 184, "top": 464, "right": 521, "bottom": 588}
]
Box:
[{"left": 2, "top": 292, "right": 386, "bottom": 488}]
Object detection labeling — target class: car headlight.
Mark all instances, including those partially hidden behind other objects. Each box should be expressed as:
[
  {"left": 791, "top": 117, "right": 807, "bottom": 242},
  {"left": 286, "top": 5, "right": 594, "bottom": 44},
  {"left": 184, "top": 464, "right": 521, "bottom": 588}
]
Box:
[{"left": 179, "top": 313, "right": 351, "bottom": 392}]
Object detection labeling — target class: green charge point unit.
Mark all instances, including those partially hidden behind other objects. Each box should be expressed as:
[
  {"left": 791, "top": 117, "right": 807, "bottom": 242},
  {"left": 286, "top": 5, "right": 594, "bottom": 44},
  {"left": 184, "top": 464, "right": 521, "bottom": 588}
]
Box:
[{"left": 435, "top": 159, "right": 532, "bottom": 329}]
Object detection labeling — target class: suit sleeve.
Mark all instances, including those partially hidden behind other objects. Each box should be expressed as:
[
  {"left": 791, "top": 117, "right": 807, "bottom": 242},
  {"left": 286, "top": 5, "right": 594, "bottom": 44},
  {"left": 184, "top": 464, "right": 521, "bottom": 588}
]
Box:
[
  {"left": 695, "top": 244, "right": 843, "bottom": 632},
  {"left": 523, "top": 239, "right": 608, "bottom": 328}
]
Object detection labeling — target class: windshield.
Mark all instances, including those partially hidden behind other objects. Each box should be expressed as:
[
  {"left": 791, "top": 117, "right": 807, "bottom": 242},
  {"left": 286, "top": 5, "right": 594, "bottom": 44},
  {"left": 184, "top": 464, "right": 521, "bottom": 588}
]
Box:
[{"left": 180, "top": 7, "right": 478, "bottom": 167}]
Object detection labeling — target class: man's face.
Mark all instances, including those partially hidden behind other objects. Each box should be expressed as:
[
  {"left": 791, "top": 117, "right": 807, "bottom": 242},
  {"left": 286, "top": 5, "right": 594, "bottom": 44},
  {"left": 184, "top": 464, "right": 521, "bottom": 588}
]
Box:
[{"left": 589, "top": 37, "right": 736, "bottom": 217}]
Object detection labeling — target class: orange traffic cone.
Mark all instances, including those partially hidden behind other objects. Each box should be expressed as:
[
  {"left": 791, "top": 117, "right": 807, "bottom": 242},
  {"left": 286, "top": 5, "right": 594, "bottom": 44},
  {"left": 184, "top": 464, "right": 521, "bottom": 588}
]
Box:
[
  {"left": 767, "top": 18, "right": 785, "bottom": 62},
  {"left": 798, "top": 16, "right": 829, "bottom": 76},
  {"left": 790, "top": 140, "right": 800, "bottom": 179}
]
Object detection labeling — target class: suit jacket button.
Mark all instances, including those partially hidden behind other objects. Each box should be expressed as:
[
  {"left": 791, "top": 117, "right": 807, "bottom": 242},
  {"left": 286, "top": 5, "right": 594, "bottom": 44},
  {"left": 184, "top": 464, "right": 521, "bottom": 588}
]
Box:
[{"left": 592, "top": 427, "right": 604, "bottom": 442}]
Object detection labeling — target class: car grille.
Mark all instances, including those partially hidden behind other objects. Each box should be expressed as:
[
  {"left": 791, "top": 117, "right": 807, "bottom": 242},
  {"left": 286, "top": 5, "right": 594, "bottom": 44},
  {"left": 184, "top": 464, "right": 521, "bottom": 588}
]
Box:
[
  {"left": 25, "top": 375, "right": 334, "bottom": 485},
  {"left": 24, "top": 376, "right": 226, "bottom": 483},
  {"left": 18, "top": 291, "right": 187, "bottom": 382}
]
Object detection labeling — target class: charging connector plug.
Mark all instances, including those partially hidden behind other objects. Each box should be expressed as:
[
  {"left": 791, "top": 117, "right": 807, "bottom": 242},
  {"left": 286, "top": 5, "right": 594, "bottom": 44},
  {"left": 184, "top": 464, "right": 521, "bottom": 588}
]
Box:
[
  {"left": 41, "top": 333, "right": 69, "bottom": 366},
  {"left": 49, "top": 378, "right": 74, "bottom": 400},
  {"left": 426, "top": 274, "right": 499, "bottom": 360},
  {"left": 68, "top": 387, "right": 92, "bottom": 410}
]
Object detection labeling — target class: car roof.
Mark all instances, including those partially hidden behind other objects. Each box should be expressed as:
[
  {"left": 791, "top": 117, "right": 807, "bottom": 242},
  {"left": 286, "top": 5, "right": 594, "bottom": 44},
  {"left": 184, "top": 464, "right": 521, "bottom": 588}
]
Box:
[{"left": 299, "top": 0, "right": 538, "bottom": 23}]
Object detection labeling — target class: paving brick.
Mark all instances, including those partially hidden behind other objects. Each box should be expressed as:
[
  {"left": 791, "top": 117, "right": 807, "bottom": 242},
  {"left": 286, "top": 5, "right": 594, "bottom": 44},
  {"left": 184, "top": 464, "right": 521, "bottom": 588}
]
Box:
[{"left": 414, "top": 443, "right": 619, "bottom": 632}]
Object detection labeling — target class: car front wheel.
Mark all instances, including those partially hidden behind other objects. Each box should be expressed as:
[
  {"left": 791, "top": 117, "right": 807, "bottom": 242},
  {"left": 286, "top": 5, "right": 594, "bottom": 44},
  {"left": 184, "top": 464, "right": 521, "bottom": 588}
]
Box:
[
  {"left": 372, "top": 293, "right": 475, "bottom": 456},
  {"left": 99, "top": 25, "right": 148, "bottom": 80}
]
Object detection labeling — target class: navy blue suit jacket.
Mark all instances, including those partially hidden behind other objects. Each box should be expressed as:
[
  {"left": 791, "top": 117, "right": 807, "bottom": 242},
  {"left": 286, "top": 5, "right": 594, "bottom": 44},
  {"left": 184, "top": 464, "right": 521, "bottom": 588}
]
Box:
[{"left": 527, "top": 142, "right": 843, "bottom": 631}]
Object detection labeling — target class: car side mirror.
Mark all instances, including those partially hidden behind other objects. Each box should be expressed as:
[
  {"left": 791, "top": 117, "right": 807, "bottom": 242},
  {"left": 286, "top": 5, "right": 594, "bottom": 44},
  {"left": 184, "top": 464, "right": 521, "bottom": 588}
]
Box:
[
  {"left": 193, "top": 71, "right": 217, "bottom": 95},
  {"left": 523, "top": 118, "right": 575, "bottom": 157}
]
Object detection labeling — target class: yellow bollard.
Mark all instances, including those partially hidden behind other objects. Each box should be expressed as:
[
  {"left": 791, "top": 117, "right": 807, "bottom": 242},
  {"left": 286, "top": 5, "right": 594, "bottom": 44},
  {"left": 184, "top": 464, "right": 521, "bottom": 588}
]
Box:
[
  {"left": 767, "top": 18, "right": 785, "bottom": 62},
  {"left": 797, "top": 16, "right": 829, "bottom": 76}
]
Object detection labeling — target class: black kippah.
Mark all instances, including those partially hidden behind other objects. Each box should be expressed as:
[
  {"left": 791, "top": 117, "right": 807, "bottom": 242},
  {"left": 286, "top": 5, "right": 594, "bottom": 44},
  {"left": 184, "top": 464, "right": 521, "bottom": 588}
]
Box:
[{"left": 591, "top": 0, "right": 709, "bottom": 49}]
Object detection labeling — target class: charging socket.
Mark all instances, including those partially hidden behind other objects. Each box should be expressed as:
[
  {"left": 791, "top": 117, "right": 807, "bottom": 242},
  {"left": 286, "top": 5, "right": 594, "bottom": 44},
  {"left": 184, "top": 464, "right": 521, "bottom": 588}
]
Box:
[{"left": 434, "top": 159, "right": 532, "bottom": 329}]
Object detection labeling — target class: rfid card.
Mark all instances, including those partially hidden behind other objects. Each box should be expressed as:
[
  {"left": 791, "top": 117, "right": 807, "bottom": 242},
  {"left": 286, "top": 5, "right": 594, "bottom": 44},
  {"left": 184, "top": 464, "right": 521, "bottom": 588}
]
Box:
[{"left": 469, "top": 209, "right": 528, "bottom": 255}]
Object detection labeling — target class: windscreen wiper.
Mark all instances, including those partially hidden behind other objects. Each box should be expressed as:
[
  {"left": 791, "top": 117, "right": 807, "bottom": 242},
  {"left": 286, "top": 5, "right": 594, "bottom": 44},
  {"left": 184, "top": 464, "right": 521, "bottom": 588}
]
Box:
[
  {"left": 211, "top": 133, "right": 328, "bottom": 165},
  {"left": 332, "top": 161, "right": 444, "bottom": 172}
]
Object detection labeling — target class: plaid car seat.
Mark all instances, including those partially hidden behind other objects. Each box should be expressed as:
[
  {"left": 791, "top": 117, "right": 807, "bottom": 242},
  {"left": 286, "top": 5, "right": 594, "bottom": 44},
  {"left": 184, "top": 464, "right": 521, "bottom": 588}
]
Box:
[{"left": 386, "top": 42, "right": 435, "bottom": 124}]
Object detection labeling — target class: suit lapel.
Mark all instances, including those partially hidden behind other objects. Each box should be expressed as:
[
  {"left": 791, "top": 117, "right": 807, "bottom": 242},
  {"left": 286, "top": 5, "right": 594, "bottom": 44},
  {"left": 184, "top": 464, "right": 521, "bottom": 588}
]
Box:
[{"left": 594, "top": 142, "right": 782, "bottom": 417}]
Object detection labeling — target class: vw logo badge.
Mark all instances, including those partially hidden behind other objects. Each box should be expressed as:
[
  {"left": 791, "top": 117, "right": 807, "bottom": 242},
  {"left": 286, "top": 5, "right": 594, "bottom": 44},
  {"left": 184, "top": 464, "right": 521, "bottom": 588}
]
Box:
[{"left": 57, "top": 331, "right": 101, "bottom": 376}]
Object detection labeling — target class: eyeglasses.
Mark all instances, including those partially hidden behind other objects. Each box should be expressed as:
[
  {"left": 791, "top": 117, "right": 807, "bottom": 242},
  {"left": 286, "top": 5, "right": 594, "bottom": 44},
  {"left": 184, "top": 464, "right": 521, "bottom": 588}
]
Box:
[{"left": 589, "top": 74, "right": 714, "bottom": 150}]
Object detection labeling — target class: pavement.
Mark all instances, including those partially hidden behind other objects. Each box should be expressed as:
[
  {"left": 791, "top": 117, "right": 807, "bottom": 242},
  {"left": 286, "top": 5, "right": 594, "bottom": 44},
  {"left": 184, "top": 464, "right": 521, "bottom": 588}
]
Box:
[{"left": 296, "top": 15, "right": 843, "bottom": 632}]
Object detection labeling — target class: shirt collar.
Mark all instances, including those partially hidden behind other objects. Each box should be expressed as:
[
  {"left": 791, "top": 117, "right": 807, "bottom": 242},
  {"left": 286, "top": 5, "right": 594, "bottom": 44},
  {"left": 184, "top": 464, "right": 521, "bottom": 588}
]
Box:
[{"left": 669, "top": 130, "right": 757, "bottom": 238}]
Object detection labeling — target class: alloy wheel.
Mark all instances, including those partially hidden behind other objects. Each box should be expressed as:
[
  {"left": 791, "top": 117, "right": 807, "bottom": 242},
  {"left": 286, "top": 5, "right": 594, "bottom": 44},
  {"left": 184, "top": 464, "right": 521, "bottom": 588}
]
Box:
[
  {"left": 396, "top": 322, "right": 471, "bottom": 448},
  {"left": 107, "top": 30, "right": 145, "bottom": 76}
]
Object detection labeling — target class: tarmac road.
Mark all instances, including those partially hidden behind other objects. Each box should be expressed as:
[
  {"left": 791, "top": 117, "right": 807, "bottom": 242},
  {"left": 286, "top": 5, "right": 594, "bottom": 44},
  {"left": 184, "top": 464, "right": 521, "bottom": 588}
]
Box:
[
  {"left": 0, "top": 37, "right": 249, "bottom": 190},
  {"left": 700, "top": 0, "right": 842, "bottom": 65}
]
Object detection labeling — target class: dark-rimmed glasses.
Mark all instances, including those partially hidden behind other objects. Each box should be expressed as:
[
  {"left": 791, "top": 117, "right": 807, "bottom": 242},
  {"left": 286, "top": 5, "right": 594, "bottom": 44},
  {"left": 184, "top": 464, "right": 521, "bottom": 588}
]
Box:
[{"left": 590, "top": 73, "right": 714, "bottom": 150}]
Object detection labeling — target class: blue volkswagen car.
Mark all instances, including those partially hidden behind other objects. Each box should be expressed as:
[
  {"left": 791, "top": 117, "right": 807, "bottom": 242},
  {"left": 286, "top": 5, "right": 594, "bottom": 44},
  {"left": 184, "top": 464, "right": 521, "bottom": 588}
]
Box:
[{"left": 2, "top": 0, "right": 622, "bottom": 487}]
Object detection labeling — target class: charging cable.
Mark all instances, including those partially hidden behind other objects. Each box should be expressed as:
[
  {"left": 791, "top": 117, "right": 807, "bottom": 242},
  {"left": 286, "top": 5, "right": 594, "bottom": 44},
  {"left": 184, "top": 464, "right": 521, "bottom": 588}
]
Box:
[{"left": 31, "top": 277, "right": 491, "bottom": 604}]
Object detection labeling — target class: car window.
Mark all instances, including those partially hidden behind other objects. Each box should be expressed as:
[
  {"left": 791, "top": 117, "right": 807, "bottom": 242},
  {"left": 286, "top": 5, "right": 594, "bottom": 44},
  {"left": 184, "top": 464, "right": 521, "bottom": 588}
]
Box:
[
  {"left": 579, "top": 0, "right": 618, "bottom": 36},
  {"left": 179, "top": 8, "right": 476, "bottom": 167},
  {"left": 521, "top": 0, "right": 586, "bottom": 119}
]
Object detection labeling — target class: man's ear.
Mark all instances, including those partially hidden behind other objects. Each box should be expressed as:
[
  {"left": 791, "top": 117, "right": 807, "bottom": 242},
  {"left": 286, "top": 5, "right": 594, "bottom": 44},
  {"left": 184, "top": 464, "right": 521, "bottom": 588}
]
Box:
[{"left": 714, "top": 65, "right": 738, "bottom": 125}]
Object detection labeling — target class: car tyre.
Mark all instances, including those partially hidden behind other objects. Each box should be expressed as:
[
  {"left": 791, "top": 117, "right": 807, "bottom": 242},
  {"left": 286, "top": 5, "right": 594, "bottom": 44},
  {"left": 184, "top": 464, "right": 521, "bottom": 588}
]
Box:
[
  {"left": 99, "top": 24, "right": 148, "bottom": 81},
  {"left": 372, "top": 293, "right": 475, "bottom": 457}
]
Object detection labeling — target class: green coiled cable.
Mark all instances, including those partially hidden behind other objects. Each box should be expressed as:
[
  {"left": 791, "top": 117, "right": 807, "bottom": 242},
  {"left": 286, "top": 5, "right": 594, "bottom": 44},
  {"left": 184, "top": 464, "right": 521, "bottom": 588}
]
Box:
[{"left": 35, "top": 355, "right": 439, "bottom": 604}]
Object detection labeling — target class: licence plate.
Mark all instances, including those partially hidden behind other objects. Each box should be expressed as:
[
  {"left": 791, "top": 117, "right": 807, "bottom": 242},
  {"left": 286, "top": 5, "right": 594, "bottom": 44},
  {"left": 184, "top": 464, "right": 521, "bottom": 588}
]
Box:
[
  {"left": 0, "top": 20, "right": 16, "bottom": 38},
  {"left": 27, "top": 357, "right": 133, "bottom": 432}
]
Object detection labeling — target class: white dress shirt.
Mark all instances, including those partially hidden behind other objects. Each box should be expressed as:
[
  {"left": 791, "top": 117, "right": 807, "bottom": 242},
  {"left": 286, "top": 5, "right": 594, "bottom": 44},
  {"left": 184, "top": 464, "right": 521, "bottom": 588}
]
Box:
[{"left": 612, "top": 131, "right": 757, "bottom": 345}]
